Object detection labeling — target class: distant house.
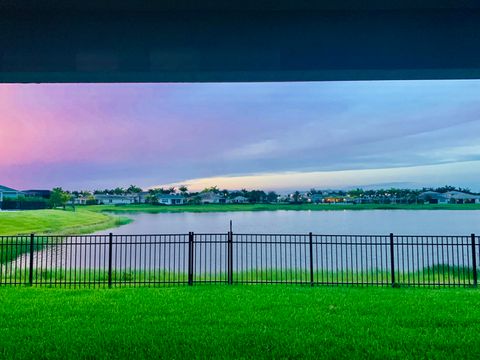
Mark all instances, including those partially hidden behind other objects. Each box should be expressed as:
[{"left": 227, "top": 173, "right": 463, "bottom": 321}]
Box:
[
  {"left": 199, "top": 192, "right": 226, "bottom": 204},
  {"left": 444, "top": 191, "right": 480, "bottom": 204},
  {"left": 417, "top": 191, "right": 448, "bottom": 204},
  {"left": 323, "top": 195, "right": 346, "bottom": 204},
  {"left": 227, "top": 196, "right": 249, "bottom": 204},
  {"left": 0, "top": 185, "right": 22, "bottom": 203},
  {"left": 94, "top": 194, "right": 134, "bottom": 205},
  {"left": 309, "top": 194, "right": 324, "bottom": 203},
  {"left": 69, "top": 196, "right": 92, "bottom": 205},
  {"left": 23, "top": 189, "right": 51, "bottom": 199},
  {"left": 157, "top": 194, "right": 185, "bottom": 205},
  {"left": 131, "top": 191, "right": 149, "bottom": 204}
]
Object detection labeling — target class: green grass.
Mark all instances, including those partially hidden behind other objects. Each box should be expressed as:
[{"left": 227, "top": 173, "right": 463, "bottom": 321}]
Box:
[
  {"left": 0, "top": 286, "right": 479, "bottom": 359},
  {"left": 0, "top": 210, "right": 131, "bottom": 263},
  {"left": 0, "top": 209, "right": 131, "bottom": 236},
  {"left": 85, "top": 202, "right": 480, "bottom": 214},
  {"left": 2, "top": 265, "right": 476, "bottom": 288}
]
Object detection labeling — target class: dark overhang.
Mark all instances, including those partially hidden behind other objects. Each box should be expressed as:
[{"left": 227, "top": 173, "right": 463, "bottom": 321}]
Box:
[{"left": 1, "top": 1, "right": 480, "bottom": 83}]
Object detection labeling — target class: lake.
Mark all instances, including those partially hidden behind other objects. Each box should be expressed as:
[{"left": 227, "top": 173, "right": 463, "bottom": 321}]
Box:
[
  {"left": 12, "top": 210, "right": 479, "bottom": 279},
  {"left": 95, "top": 210, "right": 480, "bottom": 235}
]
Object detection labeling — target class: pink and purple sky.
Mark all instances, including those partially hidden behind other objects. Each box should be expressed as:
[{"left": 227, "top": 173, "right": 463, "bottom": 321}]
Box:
[{"left": 1, "top": 80, "right": 480, "bottom": 192}]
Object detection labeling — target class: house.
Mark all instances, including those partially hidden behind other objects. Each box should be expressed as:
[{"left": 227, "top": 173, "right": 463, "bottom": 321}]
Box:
[
  {"left": 227, "top": 195, "right": 249, "bottom": 204},
  {"left": 199, "top": 192, "right": 226, "bottom": 204},
  {"left": 157, "top": 194, "right": 185, "bottom": 205},
  {"left": 94, "top": 194, "right": 134, "bottom": 205},
  {"left": 23, "top": 189, "right": 51, "bottom": 199},
  {"left": 309, "top": 194, "right": 324, "bottom": 203},
  {"left": 417, "top": 191, "right": 448, "bottom": 204},
  {"left": 444, "top": 191, "right": 480, "bottom": 204},
  {"left": 69, "top": 196, "right": 92, "bottom": 205},
  {"left": 0, "top": 185, "right": 22, "bottom": 203},
  {"left": 323, "top": 195, "right": 346, "bottom": 204},
  {"left": 131, "top": 191, "right": 150, "bottom": 204}
]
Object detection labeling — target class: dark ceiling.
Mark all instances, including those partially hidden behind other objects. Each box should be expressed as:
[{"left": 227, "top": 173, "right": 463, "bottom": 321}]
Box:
[{"left": 1, "top": 1, "right": 480, "bottom": 82}]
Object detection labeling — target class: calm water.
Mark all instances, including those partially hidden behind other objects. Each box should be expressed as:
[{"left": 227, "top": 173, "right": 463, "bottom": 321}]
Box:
[
  {"left": 16, "top": 210, "right": 479, "bottom": 274},
  {"left": 95, "top": 210, "right": 480, "bottom": 235}
]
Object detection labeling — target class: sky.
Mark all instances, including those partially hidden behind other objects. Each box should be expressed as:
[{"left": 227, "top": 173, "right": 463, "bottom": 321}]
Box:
[{"left": 1, "top": 80, "right": 480, "bottom": 192}]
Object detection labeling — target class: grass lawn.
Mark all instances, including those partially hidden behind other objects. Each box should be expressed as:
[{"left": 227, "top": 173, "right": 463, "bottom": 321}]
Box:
[
  {"left": 0, "top": 286, "right": 479, "bottom": 359},
  {"left": 0, "top": 209, "right": 131, "bottom": 236},
  {"left": 87, "top": 202, "right": 480, "bottom": 214}
]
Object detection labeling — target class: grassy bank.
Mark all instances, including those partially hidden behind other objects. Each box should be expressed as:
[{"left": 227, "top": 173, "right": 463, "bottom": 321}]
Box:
[
  {"left": 0, "top": 286, "right": 479, "bottom": 359},
  {"left": 0, "top": 209, "right": 131, "bottom": 236},
  {"left": 86, "top": 202, "right": 480, "bottom": 214},
  {"left": 2, "top": 265, "right": 476, "bottom": 288},
  {"left": 0, "top": 209, "right": 131, "bottom": 263}
]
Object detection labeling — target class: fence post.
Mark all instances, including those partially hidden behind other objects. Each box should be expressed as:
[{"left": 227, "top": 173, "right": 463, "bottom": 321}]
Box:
[
  {"left": 389, "top": 233, "right": 395, "bottom": 287},
  {"left": 472, "top": 234, "right": 478, "bottom": 287},
  {"left": 309, "top": 232, "right": 314, "bottom": 287},
  {"left": 188, "top": 232, "right": 194, "bottom": 286},
  {"left": 29, "top": 233, "right": 34, "bottom": 286},
  {"left": 108, "top": 232, "right": 113, "bottom": 288},
  {"left": 228, "top": 230, "right": 233, "bottom": 285}
]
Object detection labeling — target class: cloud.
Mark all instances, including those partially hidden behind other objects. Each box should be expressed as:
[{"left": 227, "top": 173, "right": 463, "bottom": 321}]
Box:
[
  {"left": 158, "top": 160, "right": 480, "bottom": 192},
  {"left": 1, "top": 80, "right": 480, "bottom": 190}
]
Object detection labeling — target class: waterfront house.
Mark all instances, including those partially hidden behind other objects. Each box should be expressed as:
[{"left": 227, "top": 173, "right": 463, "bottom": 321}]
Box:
[
  {"left": 69, "top": 196, "right": 92, "bottom": 205},
  {"left": 444, "top": 191, "right": 480, "bottom": 204},
  {"left": 0, "top": 185, "right": 22, "bottom": 203},
  {"left": 417, "top": 191, "right": 448, "bottom": 204},
  {"left": 94, "top": 194, "right": 134, "bottom": 205},
  {"left": 309, "top": 194, "right": 325, "bottom": 203},
  {"left": 22, "top": 189, "right": 52, "bottom": 199},
  {"left": 131, "top": 191, "right": 149, "bottom": 204},
  {"left": 323, "top": 195, "right": 346, "bottom": 204},
  {"left": 199, "top": 192, "right": 226, "bottom": 204},
  {"left": 157, "top": 194, "right": 185, "bottom": 205},
  {"left": 227, "top": 196, "right": 249, "bottom": 204}
]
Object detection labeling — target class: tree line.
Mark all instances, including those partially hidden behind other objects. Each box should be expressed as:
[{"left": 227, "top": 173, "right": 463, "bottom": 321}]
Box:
[{"left": 4, "top": 184, "right": 477, "bottom": 210}]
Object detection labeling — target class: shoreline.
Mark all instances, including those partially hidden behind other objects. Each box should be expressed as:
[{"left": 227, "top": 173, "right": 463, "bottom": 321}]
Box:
[{"left": 2, "top": 203, "right": 480, "bottom": 237}]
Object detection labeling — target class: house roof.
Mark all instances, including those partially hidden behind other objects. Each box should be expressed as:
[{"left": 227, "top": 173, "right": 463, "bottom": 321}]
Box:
[
  {"left": 23, "top": 189, "right": 51, "bottom": 194},
  {"left": 94, "top": 194, "right": 133, "bottom": 199},
  {"left": 445, "top": 191, "right": 480, "bottom": 200},
  {"left": 157, "top": 194, "right": 184, "bottom": 199},
  {"left": 0, "top": 185, "right": 19, "bottom": 192},
  {"left": 418, "top": 191, "right": 447, "bottom": 199},
  {"left": 200, "top": 192, "right": 223, "bottom": 199}
]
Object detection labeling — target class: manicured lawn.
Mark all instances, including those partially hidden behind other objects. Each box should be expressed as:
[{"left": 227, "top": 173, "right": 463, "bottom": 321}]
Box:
[
  {"left": 0, "top": 286, "right": 479, "bottom": 359},
  {"left": 0, "top": 209, "right": 130, "bottom": 236},
  {"left": 87, "top": 202, "right": 480, "bottom": 214}
]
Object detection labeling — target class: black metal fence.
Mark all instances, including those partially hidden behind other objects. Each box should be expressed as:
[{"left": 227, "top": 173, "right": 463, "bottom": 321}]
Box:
[{"left": 0, "top": 232, "right": 478, "bottom": 287}]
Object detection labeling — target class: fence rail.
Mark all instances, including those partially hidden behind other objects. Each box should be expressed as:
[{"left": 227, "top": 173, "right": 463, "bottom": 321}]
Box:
[{"left": 0, "top": 232, "right": 478, "bottom": 288}]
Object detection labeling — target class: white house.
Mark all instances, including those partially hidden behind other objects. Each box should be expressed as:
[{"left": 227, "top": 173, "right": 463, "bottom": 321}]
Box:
[
  {"left": 199, "top": 192, "right": 226, "bottom": 204},
  {"left": 0, "top": 185, "right": 22, "bottom": 203},
  {"left": 157, "top": 194, "right": 185, "bottom": 205},
  {"left": 69, "top": 196, "right": 88, "bottom": 205},
  {"left": 131, "top": 191, "right": 150, "bottom": 204},
  {"left": 94, "top": 194, "right": 134, "bottom": 205},
  {"left": 227, "top": 196, "right": 249, "bottom": 204}
]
